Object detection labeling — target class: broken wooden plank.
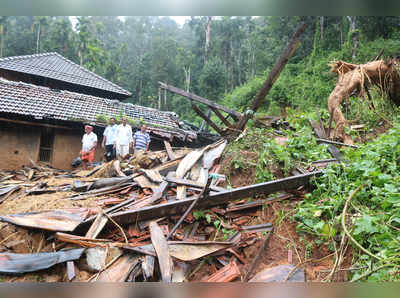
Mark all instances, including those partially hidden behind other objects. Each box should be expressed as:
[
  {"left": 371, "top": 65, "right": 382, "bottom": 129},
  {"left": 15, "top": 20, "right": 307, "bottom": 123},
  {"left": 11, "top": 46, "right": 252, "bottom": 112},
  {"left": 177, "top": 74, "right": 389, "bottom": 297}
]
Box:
[
  {"left": 154, "top": 155, "right": 186, "bottom": 174},
  {"left": 134, "top": 175, "right": 159, "bottom": 191},
  {"left": 142, "top": 169, "right": 163, "bottom": 183},
  {"left": 241, "top": 223, "right": 273, "bottom": 233},
  {"left": 159, "top": 81, "right": 242, "bottom": 118},
  {"left": 95, "top": 254, "right": 141, "bottom": 282},
  {"left": 88, "top": 177, "right": 132, "bottom": 191},
  {"left": 124, "top": 241, "right": 235, "bottom": 262},
  {"left": 316, "top": 138, "right": 359, "bottom": 148},
  {"left": 80, "top": 171, "right": 322, "bottom": 227},
  {"left": 142, "top": 255, "right": 155, "bottom": 280},
  {"left": 312, "top": 158, "right": 338, "bottom": 164},
  {"left": 163, "top": 140, "right": 176, "bottom": 160},
  {"left": 166, "top": 177, "right": 225, "bottom": 192},
  {"left": 203, "top": 261, "right": 241, "bottom": 282},
  {"left": 167, "top": 241, "right": 233, "bottom": 261},
  {"left": 125, "top": 181, "right": 168, "bottom": 210},
  {"left": 56, "top": 232, "right": 113, "bottom": 248},
  {"left": 85, "top": 213, "right": 108, "bottom": 239},
  {"left": 0, "top": 185, "right": 20, "bottom": 204},
  {"left": 83, "top": 195, "right": 139, "bottom": 225},
  {"left": 192, "top": 104, "right": 224, "bottom": 135},
  {"left": 210, "top": 106, "right": 232, "bottom": 127},
  {"left": 244, "top": 229, "right": 273, "bottom": 281},
  {"left": 70, "top": 183, "right": 136, "bottom": 201},
  {"left": 202, "top": 140, "right": 227, "bottom": 170},
  {"left": 150, "top": 221, "right": 173, "bottom": 282},
  {"left": 175, "top": 146, "right": 209, "bottom": 200},
  {"left": 226, "top": 193, "right": 293, "bottom": 212},
  {"left": 167, "top": 176, "right": 213, "bottom": 240},
  {"left": 236, "top": 23, "right": 307, "bottom": 131}
]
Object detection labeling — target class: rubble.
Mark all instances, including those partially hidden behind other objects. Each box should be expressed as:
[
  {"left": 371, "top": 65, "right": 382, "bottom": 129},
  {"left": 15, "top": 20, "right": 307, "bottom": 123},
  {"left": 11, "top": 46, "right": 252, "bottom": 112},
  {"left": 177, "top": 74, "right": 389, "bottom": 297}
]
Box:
[{"left": 0, "top": 140, "right": 321, "bottom": 282}]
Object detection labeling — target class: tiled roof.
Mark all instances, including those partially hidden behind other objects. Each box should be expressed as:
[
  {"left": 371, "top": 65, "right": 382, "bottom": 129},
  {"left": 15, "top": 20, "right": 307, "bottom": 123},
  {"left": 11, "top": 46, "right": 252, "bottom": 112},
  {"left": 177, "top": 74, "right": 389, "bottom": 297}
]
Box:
[
  {"left": 0, "top": 52, "right": 131, "bottom": 97},
  {"left": 0, "top": 78, "right": 196, "bottom": 140}
]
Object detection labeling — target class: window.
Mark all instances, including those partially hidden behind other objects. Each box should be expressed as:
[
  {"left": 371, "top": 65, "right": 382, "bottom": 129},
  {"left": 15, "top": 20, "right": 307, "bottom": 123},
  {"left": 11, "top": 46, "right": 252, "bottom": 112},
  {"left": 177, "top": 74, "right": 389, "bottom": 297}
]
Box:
[{"left": 38, "top": 128, "right": 54, "bottom": 162}]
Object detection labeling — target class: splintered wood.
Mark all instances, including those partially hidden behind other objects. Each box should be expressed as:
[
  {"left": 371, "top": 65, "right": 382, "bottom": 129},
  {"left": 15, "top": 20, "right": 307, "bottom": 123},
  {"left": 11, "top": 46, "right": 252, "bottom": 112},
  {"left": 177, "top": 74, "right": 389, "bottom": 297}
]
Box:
[{"left": 0, "top": 139, "right": 320, "bottom": 282}]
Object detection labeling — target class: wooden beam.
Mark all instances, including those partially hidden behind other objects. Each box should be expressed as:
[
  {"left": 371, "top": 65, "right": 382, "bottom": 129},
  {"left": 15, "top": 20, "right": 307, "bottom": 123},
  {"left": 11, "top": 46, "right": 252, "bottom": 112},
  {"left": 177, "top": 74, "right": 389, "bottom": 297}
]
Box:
[
  {"left": 192, "top": 104, "right": 224, "bottom": 136},
  {"left": 166, "top": 176, "right": 226, "bottom": 192},
  {"left": 316, "top": 138, "right": 359, "bottom": 148},
  {"left": 236, "top": 23, "right": 307, "bottom": 131},
  {"left": 0, "top": 117, "right": 75, "bottom": 130},
  {"left": 210, "top": 106, "right": 232, "bottom": 127},
  {"left": 309, "top": 120, "right": 343, "bottom": 161},
  {"left": 159, "top": 82, "right": 242, "bottom": 118},
  {"left": 80, "top": 171, "right": 322, "bottom": 227},
  {"left": 163, "top": 140, "right": 176, "bottom": 160},
  {"left": 373, "top": 48, "right": 384, "bottom": 61}
]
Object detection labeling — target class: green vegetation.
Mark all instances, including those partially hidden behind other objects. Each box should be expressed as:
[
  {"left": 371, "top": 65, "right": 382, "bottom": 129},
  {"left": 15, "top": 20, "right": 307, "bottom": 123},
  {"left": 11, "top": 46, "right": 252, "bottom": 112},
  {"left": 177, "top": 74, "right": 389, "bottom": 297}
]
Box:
[
  {"left": 222, "top": 106, "right": 400, "bottom": 281},
  {"left": 294, "top": 118, "right": 400, "bottom": 281},
  {"left": 2, "top": 16, "right": 400, "bottom": 124},
  {"left": 223, "top": 108, "right": 331, "bottom": 183},
  {"left": 3, "top": 16, "right": 400, "bottom": 282}
]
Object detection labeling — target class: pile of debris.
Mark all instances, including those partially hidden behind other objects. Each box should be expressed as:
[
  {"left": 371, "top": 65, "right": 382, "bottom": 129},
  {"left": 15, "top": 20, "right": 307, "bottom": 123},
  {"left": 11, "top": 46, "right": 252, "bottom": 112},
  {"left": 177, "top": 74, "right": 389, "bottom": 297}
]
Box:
[{"left": 0, "top": 140, "right": 320, "bottom": 282}]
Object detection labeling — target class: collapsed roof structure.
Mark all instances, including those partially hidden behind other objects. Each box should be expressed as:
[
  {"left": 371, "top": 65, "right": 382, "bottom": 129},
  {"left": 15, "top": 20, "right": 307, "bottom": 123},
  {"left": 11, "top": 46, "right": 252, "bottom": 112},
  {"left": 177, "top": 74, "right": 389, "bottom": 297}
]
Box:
[{"left": 0, "top": 52, "right": 211, "bottom": 170}]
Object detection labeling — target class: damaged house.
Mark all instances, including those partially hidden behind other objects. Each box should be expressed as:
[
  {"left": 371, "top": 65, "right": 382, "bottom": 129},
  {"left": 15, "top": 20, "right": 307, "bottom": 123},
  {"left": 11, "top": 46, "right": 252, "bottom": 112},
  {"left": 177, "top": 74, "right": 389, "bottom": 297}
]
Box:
[{"left": 0, "top": 52, "right": 203, "bottom": 170}]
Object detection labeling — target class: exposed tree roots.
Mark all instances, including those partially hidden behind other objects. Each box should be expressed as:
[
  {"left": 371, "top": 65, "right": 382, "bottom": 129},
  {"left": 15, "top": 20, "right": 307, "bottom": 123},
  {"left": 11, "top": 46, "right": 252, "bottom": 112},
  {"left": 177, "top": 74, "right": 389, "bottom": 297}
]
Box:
[{"left": 327, "top": 59, "right": 400, "bottom": 143}]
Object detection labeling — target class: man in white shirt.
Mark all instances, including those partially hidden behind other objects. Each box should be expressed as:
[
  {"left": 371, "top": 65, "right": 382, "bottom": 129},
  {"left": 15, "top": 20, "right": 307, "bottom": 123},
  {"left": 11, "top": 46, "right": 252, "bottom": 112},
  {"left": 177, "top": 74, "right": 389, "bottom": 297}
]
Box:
[
  {"left": 81, "top": 125, "right": 98, "bottom": 169},
  {"left": 101, "top": 117, "right": 117, "bottom": 161},
  {"left": 114, "top": 117, "right": 132, "bottom": 159}
]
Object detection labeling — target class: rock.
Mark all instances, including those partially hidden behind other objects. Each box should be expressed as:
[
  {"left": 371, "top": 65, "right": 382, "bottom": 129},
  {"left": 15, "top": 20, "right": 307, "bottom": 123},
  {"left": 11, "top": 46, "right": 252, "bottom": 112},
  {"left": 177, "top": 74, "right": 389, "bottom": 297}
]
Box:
[{"left": 85, "top": 247, "right": 122, "bottom": 271}]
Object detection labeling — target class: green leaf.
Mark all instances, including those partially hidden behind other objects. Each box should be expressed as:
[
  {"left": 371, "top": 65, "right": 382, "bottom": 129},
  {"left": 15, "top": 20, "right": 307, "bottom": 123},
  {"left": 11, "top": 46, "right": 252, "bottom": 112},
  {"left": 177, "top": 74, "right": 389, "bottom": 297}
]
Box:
[
  {"left": 193, "top": 210, "right": 204, "bottom": 220},
  {"left": 205, "top": 214, "right": 212, "bottom": 224},
  {"left": 353, "top": 215, "right": 379, "bottom": 235}
]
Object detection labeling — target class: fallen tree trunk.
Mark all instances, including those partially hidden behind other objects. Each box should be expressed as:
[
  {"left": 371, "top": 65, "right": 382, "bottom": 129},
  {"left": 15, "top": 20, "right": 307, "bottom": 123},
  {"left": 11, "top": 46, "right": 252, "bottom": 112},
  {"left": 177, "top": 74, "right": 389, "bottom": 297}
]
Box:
[{"left": 234, "top": 23, "right": 307, "bottom": 133}]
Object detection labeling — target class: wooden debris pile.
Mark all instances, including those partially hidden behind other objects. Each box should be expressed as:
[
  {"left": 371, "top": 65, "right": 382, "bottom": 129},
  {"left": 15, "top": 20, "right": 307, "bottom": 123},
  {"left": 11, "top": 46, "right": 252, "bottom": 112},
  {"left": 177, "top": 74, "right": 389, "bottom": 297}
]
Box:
[{"left": 0, "top": 139, "right": 321, "bottom": 282}]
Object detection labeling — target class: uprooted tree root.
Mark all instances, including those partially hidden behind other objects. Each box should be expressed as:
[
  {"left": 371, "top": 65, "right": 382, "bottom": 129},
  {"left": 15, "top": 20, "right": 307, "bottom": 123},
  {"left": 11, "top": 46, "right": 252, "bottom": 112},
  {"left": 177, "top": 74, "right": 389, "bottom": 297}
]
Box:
[{"left": 327, "top": 59, "right": 400, "bottom": 143}]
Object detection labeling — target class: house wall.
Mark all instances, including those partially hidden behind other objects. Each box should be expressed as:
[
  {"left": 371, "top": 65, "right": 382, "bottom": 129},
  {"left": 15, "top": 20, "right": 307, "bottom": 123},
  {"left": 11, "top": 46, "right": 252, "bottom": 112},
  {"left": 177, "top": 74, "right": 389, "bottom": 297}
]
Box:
[
  {"left": 0, "top": 120, "right": 106, "bottom": 171},
  {"left": 0, "top": 122, "right": 41, "bottom": 170},
  {"left": 52, "top": 129, "right": 105, "bottom": 170}
]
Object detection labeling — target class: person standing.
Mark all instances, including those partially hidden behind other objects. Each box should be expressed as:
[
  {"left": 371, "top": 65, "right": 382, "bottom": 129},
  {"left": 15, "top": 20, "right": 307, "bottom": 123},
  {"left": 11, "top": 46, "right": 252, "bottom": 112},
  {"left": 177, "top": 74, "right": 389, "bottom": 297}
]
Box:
[
  {"left": 114, "top": 117, "right": 132, "bottom": 159},
  {"left": 133, "top": 124, "right": 151, "bottom": 153},
  {"left": 81, "top": 125, "right": 97, "bottom": 169},
  {"left": 101, "top": 117, "right": 117, "bottom": 161}
]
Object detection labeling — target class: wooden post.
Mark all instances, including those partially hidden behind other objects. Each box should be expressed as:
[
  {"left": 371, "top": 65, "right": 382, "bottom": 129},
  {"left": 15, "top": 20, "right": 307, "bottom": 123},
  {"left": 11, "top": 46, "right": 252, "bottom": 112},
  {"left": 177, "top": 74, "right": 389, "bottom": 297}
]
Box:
[
  {"left": 158, "top": 87, "right": 161, "bottom": 110},
  {"left": 192, "top": 104, "right": 224, "bottom": 135},
  {"left": 164, "top": 88, "right": 167, "bottom": 109},
  {"left": 210, "top": 106, "right": 232, "bottom": 127},
  {"left": 235, "top": 23, "right": 307, "bottom": 132},
  {"left": 166, "top": 176, "right": 213, "bottom": 240},
  {"left": 163, "top": 140, "right": 176, "bottom": 160},
  {"left": 159, "top": 82, "right": 242, "bottom": 119}
]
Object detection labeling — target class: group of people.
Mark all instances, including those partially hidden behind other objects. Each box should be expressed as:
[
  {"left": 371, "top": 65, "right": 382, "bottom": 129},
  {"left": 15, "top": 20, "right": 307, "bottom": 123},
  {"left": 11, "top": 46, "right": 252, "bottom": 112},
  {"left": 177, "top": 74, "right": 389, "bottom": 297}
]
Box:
[{"left": 80, "top": 117, "right": 151, "bottom": 169}]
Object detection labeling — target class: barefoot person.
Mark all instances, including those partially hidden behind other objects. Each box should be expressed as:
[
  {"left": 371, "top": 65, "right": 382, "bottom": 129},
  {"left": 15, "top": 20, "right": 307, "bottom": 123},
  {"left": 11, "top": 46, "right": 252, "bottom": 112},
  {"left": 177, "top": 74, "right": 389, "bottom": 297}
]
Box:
[
  {"left": 133, "top": 124, "right": 151, "bottom": 153},
  {"left": 81, "top": 125, "right": 97, "bottom": 169},
  {"left": 114, "top": 117, "right": 133, "bottom": 159}
]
